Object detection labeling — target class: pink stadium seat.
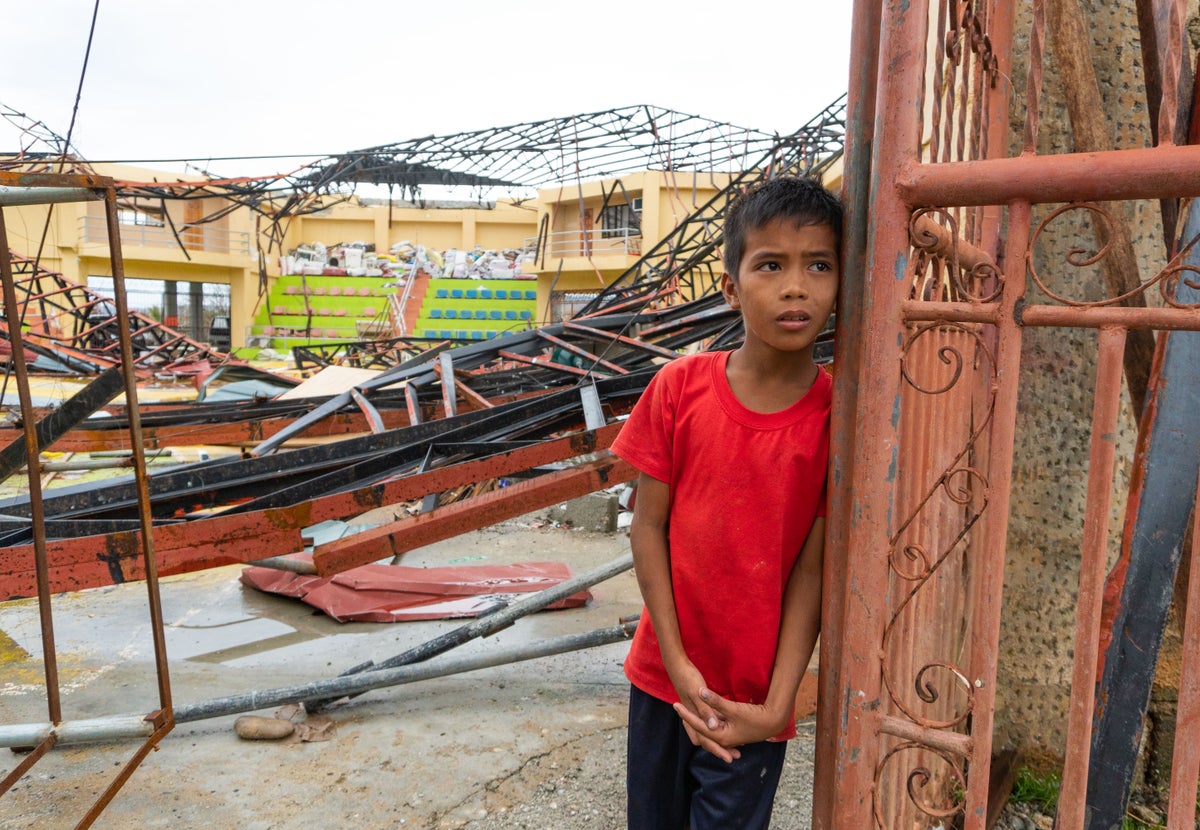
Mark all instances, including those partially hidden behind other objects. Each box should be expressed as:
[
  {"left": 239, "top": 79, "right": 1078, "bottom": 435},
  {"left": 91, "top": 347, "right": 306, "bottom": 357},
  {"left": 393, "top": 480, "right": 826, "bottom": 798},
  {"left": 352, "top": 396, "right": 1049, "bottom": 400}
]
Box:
[
  {"left": 262, "top": 326, "right": 275, "bottom": 336},
  {"left": 313, "top": 286, "right": 327, "bottom": 296},
  {"left": 358, "top": 287, "right": 371, "bottom": 297},
  {"left": 318, "top": 308, "right": 331, "bottom": 317},
  {"left": 284, "top": 285, "right": 299, "bottom": 295},
  {"left": 272, "top": 305, "right": 286, "bottom": 315},
  {"left": 363, "top": 306, "right": 377, "bottom": 317},
  {"left": 328, "top": 286, "right": 341, "bottom": 297},
  {"left": 334, "top": 308, "right": 347, "bottom": 317},
  {"left": 326, "top": 328, "right": 339, "bottom": 338}
]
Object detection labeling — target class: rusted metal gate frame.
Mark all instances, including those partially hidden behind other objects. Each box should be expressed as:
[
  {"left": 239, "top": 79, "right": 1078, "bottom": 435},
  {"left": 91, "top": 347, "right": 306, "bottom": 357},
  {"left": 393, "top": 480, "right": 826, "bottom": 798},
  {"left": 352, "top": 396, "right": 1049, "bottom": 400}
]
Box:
[
  {"left": 816, "top": 0, "right": 1200, "bottom": 827},
  {"left": 0, "top": 172, "right": 174, "bottom": 828}
]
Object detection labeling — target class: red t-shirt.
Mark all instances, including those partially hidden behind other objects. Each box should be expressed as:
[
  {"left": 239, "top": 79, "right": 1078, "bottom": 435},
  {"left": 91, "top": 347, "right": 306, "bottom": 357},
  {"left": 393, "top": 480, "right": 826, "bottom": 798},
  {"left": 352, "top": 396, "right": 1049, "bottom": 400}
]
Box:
[{"left": 612, "top": 350, "right": 830, "bottom": 741}]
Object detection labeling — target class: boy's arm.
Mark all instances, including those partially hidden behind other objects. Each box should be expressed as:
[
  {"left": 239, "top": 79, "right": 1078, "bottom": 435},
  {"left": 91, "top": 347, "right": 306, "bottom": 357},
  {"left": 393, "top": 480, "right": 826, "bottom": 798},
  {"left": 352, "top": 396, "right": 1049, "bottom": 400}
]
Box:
[
  {"left": 629, "top": 472, "right": 739, "bottom": 762},
  {"left": 674, "top": 516, "right": 825, "bottom": 749}
]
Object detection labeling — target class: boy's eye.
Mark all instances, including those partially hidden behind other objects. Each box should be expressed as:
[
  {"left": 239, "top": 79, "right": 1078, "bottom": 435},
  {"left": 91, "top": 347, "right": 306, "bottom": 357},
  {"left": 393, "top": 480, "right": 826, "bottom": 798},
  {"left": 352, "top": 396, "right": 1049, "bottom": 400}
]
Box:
[
  {"left": 758, "top": 261, "right": 782, "bottom": 271},
  {"left": 811, "top": 261, "right": 832, "bottom": 272}
]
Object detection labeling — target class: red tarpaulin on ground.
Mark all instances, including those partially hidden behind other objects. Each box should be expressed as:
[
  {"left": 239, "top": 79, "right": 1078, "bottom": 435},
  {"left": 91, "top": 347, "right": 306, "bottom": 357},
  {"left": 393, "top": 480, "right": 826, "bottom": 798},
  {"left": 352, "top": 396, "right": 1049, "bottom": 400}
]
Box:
[{"left": 240, "top": 556, "right": 591, "bottom": 622}]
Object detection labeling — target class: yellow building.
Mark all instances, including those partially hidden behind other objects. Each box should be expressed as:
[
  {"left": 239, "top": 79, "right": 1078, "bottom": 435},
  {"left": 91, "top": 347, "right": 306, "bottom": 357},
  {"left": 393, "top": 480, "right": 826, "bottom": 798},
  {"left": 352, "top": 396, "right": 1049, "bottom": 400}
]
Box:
[
  {"left": 528, "top": 171, "right": 735, "bottom": 322},
  {"left": 3, "top": 164, "right": 784, "bottom": 350},
  {"left": 3, "top": 162, "right": 260, "bottom": 347}
]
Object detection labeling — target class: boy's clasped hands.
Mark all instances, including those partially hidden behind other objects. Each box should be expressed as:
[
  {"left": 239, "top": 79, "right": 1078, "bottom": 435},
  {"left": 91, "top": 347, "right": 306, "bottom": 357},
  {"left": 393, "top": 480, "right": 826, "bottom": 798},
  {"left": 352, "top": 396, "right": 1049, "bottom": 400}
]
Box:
[{"left": 667, "top": 659, "right": 791, "bottom": 764}]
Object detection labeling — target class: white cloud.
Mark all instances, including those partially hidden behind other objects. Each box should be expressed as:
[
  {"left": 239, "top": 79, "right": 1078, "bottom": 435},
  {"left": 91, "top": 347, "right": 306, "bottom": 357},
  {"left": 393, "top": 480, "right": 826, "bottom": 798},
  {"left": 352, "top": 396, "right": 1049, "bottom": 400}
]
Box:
[{"left": 2, "top": 0, "right": 851, "bottom": 178}]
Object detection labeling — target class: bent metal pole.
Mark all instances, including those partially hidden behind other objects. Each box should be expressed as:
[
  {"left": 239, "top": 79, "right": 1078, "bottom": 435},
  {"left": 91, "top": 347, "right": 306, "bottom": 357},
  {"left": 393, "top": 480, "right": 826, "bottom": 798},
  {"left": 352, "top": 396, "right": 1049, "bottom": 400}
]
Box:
[{"left": 0, "top": 619, "right": 639, "bottom": 749}]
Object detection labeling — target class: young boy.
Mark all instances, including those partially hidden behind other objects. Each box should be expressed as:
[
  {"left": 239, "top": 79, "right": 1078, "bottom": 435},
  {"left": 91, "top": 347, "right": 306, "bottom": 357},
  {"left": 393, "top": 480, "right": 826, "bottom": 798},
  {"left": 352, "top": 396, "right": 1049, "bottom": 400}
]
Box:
[{"left": 611, "top": 176, "right": 841, "bottom": 829}]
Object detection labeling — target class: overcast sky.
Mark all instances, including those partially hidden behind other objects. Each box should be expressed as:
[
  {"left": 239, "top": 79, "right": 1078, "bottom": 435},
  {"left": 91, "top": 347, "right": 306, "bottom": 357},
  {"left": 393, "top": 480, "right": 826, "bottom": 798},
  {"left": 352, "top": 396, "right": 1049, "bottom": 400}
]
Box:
[{"left": 4, "top": 1, "right": 852, "bottom": 179}]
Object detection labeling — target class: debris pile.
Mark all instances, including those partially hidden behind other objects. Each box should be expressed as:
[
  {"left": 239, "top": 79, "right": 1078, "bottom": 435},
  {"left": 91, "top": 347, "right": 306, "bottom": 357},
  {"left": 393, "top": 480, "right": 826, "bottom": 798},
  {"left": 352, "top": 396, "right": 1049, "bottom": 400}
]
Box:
[{"left": 281, "top": 241, "right": 535, "bottom": 281}]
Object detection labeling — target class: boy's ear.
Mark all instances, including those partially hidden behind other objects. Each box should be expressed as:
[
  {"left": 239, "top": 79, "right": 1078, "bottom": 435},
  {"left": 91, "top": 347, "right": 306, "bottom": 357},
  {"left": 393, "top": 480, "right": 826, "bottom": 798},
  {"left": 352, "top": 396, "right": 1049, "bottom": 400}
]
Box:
[{"left": 720, "top": 272, "right": 740, "bottom": 309}]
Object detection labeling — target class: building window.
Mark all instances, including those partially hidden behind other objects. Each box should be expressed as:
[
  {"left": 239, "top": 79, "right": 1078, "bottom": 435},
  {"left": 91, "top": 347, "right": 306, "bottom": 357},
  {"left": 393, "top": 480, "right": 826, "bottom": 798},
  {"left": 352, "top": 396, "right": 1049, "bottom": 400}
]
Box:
[
  {"left": 599, "top": 198, "right": 641, "bottom": 239},
  {"left": 117, "top": 208, "right": 165, "bottom": 227},
  {"left": 549, "top": 290, "right": 600, "bottom": 323}
]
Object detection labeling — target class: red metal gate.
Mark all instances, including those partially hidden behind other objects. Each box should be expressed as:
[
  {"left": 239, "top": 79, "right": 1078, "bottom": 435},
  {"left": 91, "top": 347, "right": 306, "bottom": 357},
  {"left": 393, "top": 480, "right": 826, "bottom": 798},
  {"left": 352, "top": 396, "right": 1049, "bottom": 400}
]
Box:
[{"left": 815, "top": 0, "right": 1200, "bottom": 827}]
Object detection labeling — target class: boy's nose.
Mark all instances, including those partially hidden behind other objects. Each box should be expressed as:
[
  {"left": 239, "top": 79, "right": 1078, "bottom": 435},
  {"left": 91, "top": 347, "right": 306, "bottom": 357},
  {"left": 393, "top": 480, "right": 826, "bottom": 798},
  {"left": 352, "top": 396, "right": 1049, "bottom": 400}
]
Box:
[{"left": 781, "top": 274, "right": 809, "bottom": 298}]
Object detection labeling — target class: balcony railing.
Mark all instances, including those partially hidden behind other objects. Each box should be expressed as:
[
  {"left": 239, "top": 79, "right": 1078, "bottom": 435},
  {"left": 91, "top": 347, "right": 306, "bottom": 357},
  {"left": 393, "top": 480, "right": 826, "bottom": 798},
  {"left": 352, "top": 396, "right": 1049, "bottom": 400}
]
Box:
[
  {"left": 525, "top": 227, "right": 642, "bottom": 260},
  {"left": 79, "top": 215, "right": 252, "bottom": 257}
]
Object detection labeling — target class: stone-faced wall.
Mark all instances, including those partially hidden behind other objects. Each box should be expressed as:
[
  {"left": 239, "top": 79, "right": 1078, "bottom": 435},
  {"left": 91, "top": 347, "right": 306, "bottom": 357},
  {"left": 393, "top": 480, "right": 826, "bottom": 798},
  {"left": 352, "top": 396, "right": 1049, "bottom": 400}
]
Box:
[{"left": 993, "top": 0, "right": 1196, "bottom": 767}]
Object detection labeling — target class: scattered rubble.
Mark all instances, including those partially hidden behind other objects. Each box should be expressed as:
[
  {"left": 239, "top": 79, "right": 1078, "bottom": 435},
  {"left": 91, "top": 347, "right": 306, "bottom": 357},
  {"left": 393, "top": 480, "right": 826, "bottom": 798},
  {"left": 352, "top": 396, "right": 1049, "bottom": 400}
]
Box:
[{"left": 282, "top": 240, "right": 535, "bottom": 281}]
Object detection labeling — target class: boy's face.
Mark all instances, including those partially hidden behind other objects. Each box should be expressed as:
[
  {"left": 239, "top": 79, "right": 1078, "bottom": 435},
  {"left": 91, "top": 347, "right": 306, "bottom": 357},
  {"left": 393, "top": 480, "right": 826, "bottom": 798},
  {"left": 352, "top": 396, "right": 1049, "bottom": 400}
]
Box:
[{"left": 721, "top": 218, "right": 839, "bottom": 360}]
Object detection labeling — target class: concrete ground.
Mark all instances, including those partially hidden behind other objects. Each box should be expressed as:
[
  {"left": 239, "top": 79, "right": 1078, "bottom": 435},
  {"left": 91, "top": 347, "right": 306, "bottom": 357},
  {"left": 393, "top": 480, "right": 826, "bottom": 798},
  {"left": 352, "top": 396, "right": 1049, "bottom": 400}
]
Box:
[{"left": 0, "top": 517, "right": 816, "bottom": 830}]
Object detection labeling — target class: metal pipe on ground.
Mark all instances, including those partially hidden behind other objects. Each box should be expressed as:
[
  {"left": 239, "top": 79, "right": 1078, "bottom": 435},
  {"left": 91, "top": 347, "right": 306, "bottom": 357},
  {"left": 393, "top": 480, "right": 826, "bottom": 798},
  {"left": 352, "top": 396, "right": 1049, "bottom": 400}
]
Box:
[
  {"left": 0, "top": 619, "right": 640, "bottom": 749},
  {"left": 304, "top": 551, "right": 634, "bottom": 711}
]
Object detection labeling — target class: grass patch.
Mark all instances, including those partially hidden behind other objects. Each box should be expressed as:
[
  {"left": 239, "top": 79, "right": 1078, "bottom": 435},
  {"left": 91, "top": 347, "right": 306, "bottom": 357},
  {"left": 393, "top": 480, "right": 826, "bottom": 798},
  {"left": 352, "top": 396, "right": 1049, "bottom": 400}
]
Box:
[
  {"left": 1008, "top": 767, "right": 1170, "bottom": 829},
  {"left": 1010, "top": 767, "right": 1060, "bottom": 813}
]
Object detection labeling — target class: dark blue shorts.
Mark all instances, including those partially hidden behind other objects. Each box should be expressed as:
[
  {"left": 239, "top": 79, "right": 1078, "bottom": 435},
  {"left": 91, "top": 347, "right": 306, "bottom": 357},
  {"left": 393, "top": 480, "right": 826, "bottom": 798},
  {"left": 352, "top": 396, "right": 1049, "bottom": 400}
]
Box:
[{"left": 626, "top": 685, "right": 788, "bottom": 830}]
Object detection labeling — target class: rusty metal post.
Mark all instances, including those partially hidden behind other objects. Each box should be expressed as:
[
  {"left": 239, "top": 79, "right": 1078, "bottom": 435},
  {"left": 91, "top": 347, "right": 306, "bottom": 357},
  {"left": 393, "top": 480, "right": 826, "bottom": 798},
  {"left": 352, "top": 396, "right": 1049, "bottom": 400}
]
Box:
[
  {"left": 953, "top": 199, "right": 1033, "bottom": 827},
  {"left": 813, "top": 0, "right": 879, "bottom": 824},
  {"left": 101, "top": 189, "right": 173, "bottom": 716},
  {"left": 827, "top": 0, "right": 929, "bottom": 824},
  {"left": 0, "top": 208, "right": 61, "bottom": 724},
  {"left": 1166, "top": 466, "right": 1200, "bottom": 830},
  {"left": 1056, "top": 325, "right": 1128, "bottom": 827}
]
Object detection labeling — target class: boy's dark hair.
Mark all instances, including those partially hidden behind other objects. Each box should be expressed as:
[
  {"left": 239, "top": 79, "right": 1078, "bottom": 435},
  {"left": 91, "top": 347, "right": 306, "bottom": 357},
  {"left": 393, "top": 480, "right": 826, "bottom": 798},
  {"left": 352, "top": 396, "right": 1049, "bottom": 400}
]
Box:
[{"left": 722, "top": 176, "right": 843, "bottom": 278}]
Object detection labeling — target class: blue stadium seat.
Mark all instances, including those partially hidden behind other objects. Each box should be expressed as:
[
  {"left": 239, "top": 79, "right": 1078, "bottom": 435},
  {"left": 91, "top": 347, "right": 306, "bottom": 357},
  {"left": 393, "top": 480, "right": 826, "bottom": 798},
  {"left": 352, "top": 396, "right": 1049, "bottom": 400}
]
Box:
[
  {"left": 470, "top": 331, "right": 484, "bottom": 340},
  {"left": 455, "top": 330, "right": 467, "bottom": 339},
  {"left": 440, "top": 330, "right": 453, "bottom": 339},
  {"left": 451, "top": 289, "right": 463, "bottom": 299},
  {"left": 519, "top": 310, "right": 532, "bottom": 320},
  {"left": 489, "top": 310, "right": 502, "bottom": 320},
  {"left": 466, "top": 289, "right": 478, "bottom": 299},
  {"left": 479, "top": 289, "right": 492, "bottom": 299},
  {"left": 474, "top": 310, "right": 486, "bottom": 320},
  {"left": 523, "top": 290, "right": 537, "bottom": 300},
  {"left": 429, "top": 309, "right": 443, "bottom": 319},
  {"left": 505, "top": 310, "right": 518, "bottom": 320},
  {"left": 445, "top": 309, "right": 458, "bottom": 319},
  {"left": 494, "top": 289, "right": 508, "bottom": 299},
  {"left": 435, "top": 289, "right": 448, "bottom": 299}
]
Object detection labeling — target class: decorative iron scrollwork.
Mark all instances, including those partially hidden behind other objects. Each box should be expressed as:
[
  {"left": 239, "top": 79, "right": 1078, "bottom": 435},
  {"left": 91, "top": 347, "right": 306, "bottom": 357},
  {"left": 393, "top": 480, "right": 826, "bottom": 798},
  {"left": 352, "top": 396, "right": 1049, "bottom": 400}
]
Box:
[
  {"left": 909, "top": 207, "right": 1004, "bottom": 303},
  {"left": 882, "top": 322, "right": 996, "bottom": 739},
  {"left": 1028, "top": 202, "right": 1200, "bottom": 308},
  {"left": 873, "top": 742, "right": 968, "bottom": 828}
]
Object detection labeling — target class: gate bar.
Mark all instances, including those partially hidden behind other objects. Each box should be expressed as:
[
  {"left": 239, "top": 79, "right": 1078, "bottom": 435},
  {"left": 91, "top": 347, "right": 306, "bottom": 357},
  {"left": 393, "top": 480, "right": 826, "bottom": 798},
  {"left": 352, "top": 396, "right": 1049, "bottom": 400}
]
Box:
[
  {"left": 903, "top": 301, "right": 1200, "bottom": 330},
  {"left": 959, "top": 198, "right": 1035, "bottom": 828},
  {"left": 1057, "top": 325, "right": 1128, "bottom": 828},
  {"left": 829, "top": 0, "right": 930, "bottom": 822},
  {"left": 899, "top": 143, "right": 1200, "bottom": 206},
  {"left": 1166, "top": 463, "right": 1200, "bottom": 830},
  {"left": 813, "top": 0, "right": 880, "bottom": 821}
]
